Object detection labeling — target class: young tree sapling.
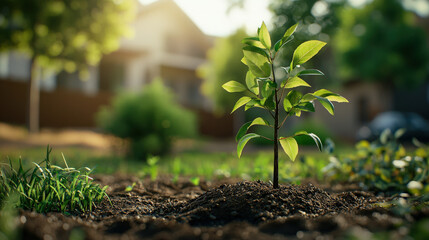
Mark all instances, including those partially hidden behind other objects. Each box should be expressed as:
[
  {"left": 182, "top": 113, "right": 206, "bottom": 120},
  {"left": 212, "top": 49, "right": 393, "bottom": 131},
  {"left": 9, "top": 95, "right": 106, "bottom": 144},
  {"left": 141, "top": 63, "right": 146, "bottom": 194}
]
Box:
[{"left": 223, "top": 22, "right": 348, "bottom": 188}]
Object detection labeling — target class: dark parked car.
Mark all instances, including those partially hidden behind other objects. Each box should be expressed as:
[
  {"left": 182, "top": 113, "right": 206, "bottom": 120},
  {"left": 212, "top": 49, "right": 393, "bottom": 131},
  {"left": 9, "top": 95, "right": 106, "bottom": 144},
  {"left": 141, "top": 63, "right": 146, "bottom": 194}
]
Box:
[{"left": 356, "top": 111, "right": 429, "bottom": 142}]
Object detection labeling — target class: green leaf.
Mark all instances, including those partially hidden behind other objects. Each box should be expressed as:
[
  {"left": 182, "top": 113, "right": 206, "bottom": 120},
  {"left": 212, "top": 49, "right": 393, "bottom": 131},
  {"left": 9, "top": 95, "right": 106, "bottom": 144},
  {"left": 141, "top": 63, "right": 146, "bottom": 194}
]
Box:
[
  {"left": 296, "top": 101, "right": 315, "bottom": 112},
  {"left": 313, "top": 89, "right": 349, "bottom": 103},
  {"left": 231, "top": 96, "right": 252, "bottom": 113},
  {"left": 261, "top": 94, "right": 275, "bottom": 110},
  {"left": 291, "top": 40, "right": 326, "bottom": 69},
  {"left": 280, "top": 137, "right": 298, "bottom": 161},
  {"left": 380, "top": 129, "right": 391, "bottom": 144},
  {"left": 281, "top": 76, "right": 311, "bottom": 89},
  {"left": 237, "top": 133, "right": 261, "bottom": 158},
  {"left": 294, "top": 130, "right": 308, "bottom": 135},
  {"left": 260, "top": 80, "right": 275, "bottom": 98},
  {"left": 291, "top": 109, "right": 302, "bottom": 117},
  {"left": 243, "top": 48, "right": 271, "bottom": 77},
  {"left": 291, "top": 131, "right": 323, "bottom": 153},
  {"left": 250, "top": 117, "right": 270, "bottom": 128},
  {"left": 275, "top": 35, "right": 295, "bottom": 52},
  {"left": 275, "top": 23, "right": 298, "bottom": 52},
  {"left": 283, "top": 98, "right": 292, "bottom": 112},
  {"left": 242, "top": 37, "right": 265, "bottom": 49},
  {"left": 307, "top": 133, "right": 323, "bottom": 152},
  {"left": 282, "top": 23, "right": 298, "bottom": 44},
  {"left": 296, "top": 69, "right": 324, "bottom": 77},
  {"left": 243, "top": 45, "right": 270, "bottom": 59},
  {"left": 235, "top": 117, "right": 271, "bottom": 142},
  {"left": 314, "top": 96, "right": 334, "bottom": 115},
  {"left": 286, "top": 90, "right": 302, "bottom": 106},
  {"left": 281, "top": 66, "right": 290, "bottom": 74},
  {"left": 245, "top": 71, "right": 259, "bottom": 95},
  {"left": 222, "top": 81, "right": 246, "bottom": 92},
  {"left": 394, "top": 128, "right": 406, "bottom": 139},
  {"left": 236, "top": 121, "right": 252, "bottom": 142},
  {"left": 301, "top": 93, "right": 316, "bottom": 102},
  {"left": 259, "top": 22, "right": 271, "bottom": 50},
  {"left": 245, "top": 99, "right": 262, "bottom": 111}
]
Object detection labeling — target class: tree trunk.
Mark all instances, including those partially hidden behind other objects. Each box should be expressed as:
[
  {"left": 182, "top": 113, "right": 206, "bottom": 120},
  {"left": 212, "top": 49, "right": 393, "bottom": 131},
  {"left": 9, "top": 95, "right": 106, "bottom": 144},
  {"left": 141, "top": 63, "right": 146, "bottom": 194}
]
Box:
[
  {"left": 27, "top": 57, "right": 40, "bottom": 133},
  {"left": 272, "top": 62, "right": 279, "bottom": 189}
]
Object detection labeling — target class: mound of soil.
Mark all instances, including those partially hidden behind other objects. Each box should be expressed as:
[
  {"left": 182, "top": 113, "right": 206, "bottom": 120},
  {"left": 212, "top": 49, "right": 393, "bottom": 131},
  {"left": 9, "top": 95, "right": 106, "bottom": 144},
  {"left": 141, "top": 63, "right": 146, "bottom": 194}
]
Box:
[
  {"left": 13, "top": 175, "right": 428, "bottom": 240},
  {"left": 169, "top": 181, "right": 370, "bottom": 225}
]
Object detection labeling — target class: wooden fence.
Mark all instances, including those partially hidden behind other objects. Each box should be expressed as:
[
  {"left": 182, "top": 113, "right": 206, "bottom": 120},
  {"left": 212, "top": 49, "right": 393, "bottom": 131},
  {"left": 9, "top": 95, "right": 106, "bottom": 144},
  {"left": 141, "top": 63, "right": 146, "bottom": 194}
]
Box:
[{"left": 0, "top": 79, "right": 233, "bottom": 138}]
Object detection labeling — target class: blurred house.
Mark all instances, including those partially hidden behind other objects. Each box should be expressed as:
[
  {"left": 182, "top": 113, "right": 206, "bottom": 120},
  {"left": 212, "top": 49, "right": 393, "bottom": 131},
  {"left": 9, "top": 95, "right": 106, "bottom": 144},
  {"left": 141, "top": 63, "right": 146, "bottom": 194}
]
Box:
[
  {"left": 0, "top": 0, "right": 234, "bottom": 137},
  {"left": 305, "top": 15, "right": 429, "bottom": 142}
]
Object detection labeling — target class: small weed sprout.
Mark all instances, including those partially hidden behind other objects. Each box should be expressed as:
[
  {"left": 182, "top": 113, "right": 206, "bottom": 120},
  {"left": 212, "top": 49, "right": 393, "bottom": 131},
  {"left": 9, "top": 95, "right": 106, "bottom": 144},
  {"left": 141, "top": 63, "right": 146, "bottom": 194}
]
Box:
[
  {"left": 190, "top": 176, "right": 200, "bottom": 186},
  {"left": 125, "top": 182, "right": 136, "bottom": 192},
  {"left": 141, "top": 156, "right": 159, "bottom": 181},
  {"left": 223, "top": 22, "right": 348, "bottom": 188}
]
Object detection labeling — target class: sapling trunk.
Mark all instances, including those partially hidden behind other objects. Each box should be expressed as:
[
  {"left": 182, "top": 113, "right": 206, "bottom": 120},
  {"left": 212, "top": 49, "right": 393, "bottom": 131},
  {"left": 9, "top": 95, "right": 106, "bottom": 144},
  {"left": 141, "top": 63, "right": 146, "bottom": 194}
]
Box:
[
  {"left": 272, "top": 62, "right": 279, "bottom": 189},
  {"left": 273, "top": 95, "right": 279, "bottom": 189}
]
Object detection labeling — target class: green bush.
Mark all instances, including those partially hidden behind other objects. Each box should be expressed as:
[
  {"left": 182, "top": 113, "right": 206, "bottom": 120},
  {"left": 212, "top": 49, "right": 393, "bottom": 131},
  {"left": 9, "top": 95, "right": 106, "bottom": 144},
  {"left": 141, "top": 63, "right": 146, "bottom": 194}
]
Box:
[
  {"left": 97, "top": 79, "right": 197, "bottom": 159},
  {"left": 324, "top": 129, "right": 429, "bottom": 195}
]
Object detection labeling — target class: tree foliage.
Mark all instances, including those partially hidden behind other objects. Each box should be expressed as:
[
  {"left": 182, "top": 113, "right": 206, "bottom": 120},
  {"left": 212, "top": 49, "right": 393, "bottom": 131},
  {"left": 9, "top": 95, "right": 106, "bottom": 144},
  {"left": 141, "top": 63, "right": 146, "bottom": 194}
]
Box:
[
  {"left": 0, "top": 0, "right": 134, "bottom": 132},
  {"left": 269, "top": 0, "right": 345, "bottom": 39},
  {"left": 333, "top": 0, "right": 429, "bottom": 87},
  {"left": 0, "top": 0, "right": 134, "bottom": 74},
  {"left": 197, "top": 29, "right": 249, "bottom": 113},
  {"left": 268, "top": 0, "right": 346, "bottom": 86}
]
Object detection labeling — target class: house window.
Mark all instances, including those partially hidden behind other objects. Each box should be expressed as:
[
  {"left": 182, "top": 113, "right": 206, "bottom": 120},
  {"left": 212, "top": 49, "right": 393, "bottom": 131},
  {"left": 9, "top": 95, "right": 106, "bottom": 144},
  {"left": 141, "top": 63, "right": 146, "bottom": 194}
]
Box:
[{"left": 187, "top": 82, "right": 200, "bottom": 106}]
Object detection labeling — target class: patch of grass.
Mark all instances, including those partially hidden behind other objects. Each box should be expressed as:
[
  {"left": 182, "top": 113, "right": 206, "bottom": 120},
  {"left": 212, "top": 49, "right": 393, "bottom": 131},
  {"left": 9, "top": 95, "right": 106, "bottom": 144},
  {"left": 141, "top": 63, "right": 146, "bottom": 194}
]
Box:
[
  {"left": 0, "top": 147, "right": 109, "bottom": 214},
  {"left": 158, "top": 149, "right": 330, "bottom": 184}
]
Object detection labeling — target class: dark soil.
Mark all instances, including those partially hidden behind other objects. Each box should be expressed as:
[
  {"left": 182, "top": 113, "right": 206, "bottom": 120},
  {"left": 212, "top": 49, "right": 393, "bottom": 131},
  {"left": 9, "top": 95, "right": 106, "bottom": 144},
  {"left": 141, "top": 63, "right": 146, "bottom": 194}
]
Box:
[{"left": 13, "top": 175, "right": 428, "bottom": 240}]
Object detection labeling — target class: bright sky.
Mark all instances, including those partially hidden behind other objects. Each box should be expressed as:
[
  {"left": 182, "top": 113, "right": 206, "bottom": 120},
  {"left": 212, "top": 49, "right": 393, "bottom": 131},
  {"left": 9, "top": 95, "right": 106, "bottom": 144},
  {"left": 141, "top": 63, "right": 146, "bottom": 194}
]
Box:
[
  {"left": 139, "top": 0, "right": 272, "bottom": 37},
  {"left": 139, "top": 0, "right": 429, "bottom": 37}
]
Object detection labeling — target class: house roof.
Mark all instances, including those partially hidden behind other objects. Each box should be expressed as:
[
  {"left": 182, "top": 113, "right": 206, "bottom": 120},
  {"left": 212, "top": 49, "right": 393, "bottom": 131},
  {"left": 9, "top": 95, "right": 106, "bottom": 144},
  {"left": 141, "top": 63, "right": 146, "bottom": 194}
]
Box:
[{"left": 139, "top": 0, "right": 213, "bottom": 47}]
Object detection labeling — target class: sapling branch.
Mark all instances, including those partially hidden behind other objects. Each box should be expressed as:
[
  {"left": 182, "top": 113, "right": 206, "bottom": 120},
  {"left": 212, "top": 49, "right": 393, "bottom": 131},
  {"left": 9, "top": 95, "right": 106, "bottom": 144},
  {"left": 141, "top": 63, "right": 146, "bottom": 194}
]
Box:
[
  {"left": 260, "top": 135, "right": 274, "bottom": 141},
  {"left": 279, "top": 112, "right": 290, "bottom": 129}
]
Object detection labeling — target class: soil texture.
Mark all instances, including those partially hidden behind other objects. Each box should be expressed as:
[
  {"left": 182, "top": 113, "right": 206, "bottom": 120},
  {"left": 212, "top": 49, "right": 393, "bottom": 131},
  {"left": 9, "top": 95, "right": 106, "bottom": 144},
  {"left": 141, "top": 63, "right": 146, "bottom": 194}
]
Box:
[{"left": 13, "top": 175, "right": 428, "bottom": 240}]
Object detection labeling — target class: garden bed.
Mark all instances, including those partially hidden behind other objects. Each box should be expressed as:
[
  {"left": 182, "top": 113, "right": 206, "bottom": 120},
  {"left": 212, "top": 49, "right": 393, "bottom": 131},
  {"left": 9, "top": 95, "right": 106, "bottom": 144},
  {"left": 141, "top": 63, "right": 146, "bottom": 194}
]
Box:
[{"left": 15, "top": 175, "right": 428, "bottom": 240}]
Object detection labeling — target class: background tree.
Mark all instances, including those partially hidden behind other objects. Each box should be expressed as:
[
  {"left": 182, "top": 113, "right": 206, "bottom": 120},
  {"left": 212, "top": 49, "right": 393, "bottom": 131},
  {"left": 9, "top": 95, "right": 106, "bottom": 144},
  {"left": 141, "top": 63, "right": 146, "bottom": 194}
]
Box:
[
  {"left": 333, "top": 0, "right": 429, "bottom": 88},
  {"left": 268, "top": 0, "right": 347, "bottom": 86},
  {"left": 0, "top": 0, "right": 134, "bottom": 133},
  {"left": 269, "top": 0, "right": 345, "bottom": 41},
  {"left": 197, "top": 29, "right": 249, "bottom": 113}
]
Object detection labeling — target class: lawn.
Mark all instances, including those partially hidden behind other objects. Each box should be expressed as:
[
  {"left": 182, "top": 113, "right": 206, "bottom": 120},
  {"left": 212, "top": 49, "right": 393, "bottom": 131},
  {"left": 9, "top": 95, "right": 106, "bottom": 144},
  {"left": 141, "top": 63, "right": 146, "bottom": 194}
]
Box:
[{"left": 0, "top": 143, "right": 334, "bottom": 183}]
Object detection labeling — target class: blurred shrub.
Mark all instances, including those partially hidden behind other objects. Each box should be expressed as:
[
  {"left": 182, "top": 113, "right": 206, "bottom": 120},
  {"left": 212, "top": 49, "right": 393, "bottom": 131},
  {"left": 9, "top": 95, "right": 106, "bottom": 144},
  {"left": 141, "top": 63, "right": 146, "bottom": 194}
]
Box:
[
  {"left": 97, "top": 79, "right": 197, "bottom": 159},
  {"left": 324, "top": 129, "right": 429, "bottom": 195}
]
